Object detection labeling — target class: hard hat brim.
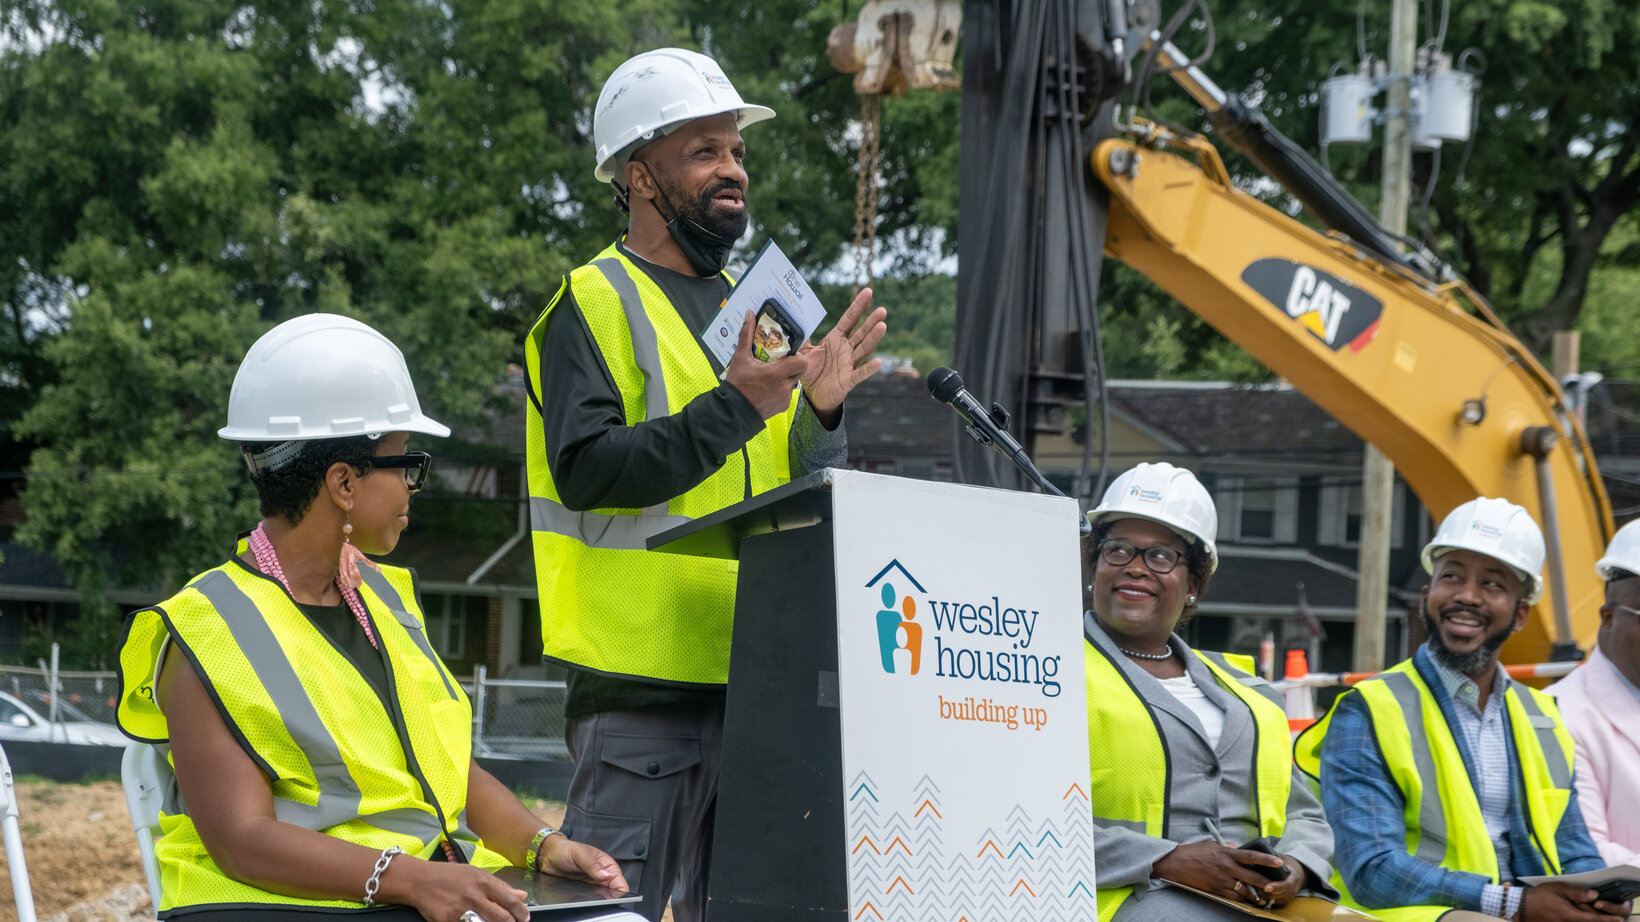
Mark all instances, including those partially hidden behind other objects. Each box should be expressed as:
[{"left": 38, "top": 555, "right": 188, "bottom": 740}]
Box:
[
  {"left": 595, "top": 104, "right": 777, "bottom": 184},
  {"left": 1420, "top": 544, "right": 1543, "bottom": 604},
  {"left": 218, "top": 414, "right": 451, "bottom": 441}
]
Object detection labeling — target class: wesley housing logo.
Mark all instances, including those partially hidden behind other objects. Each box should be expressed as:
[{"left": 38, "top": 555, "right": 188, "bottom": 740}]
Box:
[
  {"left": 868, "top": 560, "right": 925, "bottom": 675},
  {"left": 864, "top": 559, "right": 1061, "bottom": 698}
]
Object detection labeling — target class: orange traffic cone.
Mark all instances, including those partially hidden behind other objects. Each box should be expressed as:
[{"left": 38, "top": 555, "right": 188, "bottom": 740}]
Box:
[{"left": 1284, "top": 649, "right": 1317, "bottom": 734}]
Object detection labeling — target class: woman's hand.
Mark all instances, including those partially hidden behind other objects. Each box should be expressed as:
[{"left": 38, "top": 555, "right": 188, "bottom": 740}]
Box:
[
  {"left": 538, "top": 835, "right": 630, "bottom": 892},
  {"left": 389, "top": 859, "right": 530, "bottom": 922},
  {"left": 1151, "top": 841, "right": 1291, "bottom": 907},
  {"left": 1255, "top": 854, "right": 1306, "bottom": 908}
]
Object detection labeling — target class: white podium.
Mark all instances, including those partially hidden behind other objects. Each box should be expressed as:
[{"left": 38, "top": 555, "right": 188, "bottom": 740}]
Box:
[{"left": 652, "top": 469, "right": 1094, "bottom": 921}]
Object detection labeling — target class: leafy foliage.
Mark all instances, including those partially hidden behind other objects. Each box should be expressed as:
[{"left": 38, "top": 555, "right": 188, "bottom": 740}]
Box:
[
  {"left": 3, "top": 0, "right": 1636, "bottom": 663},
  {"left": 1197, "top": 0, "right": 1640, "bottom": 353},
  {"left": 0, "top": 0, "right": 679, "bottom": 663}
]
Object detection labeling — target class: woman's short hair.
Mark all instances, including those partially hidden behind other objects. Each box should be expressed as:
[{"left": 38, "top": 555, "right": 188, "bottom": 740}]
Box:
[
  {"left": 241, "top": 436, "right": 377, "bottom": 524},
  {"left": 1086, "top": 516, "right": 1216, "bottom": 625}
]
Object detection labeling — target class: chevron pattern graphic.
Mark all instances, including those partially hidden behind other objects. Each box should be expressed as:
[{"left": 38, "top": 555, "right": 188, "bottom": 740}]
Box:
[{"left": 847, "top": 771, "right": 1097, "bottom": 921}]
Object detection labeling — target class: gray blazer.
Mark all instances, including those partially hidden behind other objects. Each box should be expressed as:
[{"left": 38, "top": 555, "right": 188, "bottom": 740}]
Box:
[{"left": 1085, "top": 613, "right": 1336, "bottom": 894}]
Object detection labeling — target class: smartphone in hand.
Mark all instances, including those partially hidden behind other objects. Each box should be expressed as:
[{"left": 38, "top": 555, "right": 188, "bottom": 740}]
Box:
[
  {"left": 1238, "top": 836, "right": 1292, "bottom": 881},
  {"left": 1594, "top": 880, "right": 1640, "bottom": 904}
]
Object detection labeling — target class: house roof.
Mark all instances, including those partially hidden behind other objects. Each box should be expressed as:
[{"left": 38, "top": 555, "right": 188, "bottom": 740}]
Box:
[
  {"left": 1103, "top": 381, "right": 1364, "bottom": 468},
  {"left": 844, "top": 373, "right": 955, "bottom": 458},
  {"left": 1203, "top": 545, "right": 1418, "bottom": 620},
  {"left": 4, "top": 370, "right": 1635, "bottom": 605},
  {"left": 0, "top": 541, "right": 160, "bottom": 606}
]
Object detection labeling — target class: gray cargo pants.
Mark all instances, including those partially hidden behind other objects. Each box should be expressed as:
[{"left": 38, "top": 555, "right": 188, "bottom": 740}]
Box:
[{"left": 563, "top": 704, "right": 725, "bottom": 922}]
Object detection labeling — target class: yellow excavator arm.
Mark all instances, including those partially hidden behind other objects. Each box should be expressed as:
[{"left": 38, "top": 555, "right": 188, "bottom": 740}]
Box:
[{"left": 1092, "top": 128, "right": 1615, "bottom": 662}]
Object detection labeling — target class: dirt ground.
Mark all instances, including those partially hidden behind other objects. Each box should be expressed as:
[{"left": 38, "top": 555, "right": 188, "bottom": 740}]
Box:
[
  {"left": 0, "top": 780, "right": 147, "bottom": 922},
  {"left": 0, "top": 781, "right": 613, "bottom": 922}
]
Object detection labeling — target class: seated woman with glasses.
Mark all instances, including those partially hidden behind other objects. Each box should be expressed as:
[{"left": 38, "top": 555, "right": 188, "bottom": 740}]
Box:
[
  {"left": 116, "top": 314, "right": 628, "bottom": 922},
  {"left": 1082, "top": 462, "right": 1335, "bottom": 921}
]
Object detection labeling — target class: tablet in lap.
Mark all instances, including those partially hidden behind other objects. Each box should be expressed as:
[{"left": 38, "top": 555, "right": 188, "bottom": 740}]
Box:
[{"left": 491, "top": 866, "right": 641, "bottom": 914}]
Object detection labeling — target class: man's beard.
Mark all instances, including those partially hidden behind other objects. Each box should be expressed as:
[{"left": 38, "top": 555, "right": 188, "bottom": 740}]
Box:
[
  {"left": 660, "top": 172, "right": 750, "bottom": 240},
  {"left": 1424, "top": 604, "right": 1513, "bottom": 675},
  {"left": 686, "top": 178, "right": 749, "bottom": 239}
]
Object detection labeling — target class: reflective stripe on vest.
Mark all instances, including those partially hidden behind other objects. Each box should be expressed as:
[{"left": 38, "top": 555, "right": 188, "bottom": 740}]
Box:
[
  {"left": 1292, "top": 658, "right": 1574, "bottom": 922},
  {"left": 591, "top": 257, "right": 671, "bottom": 430},
  {"left": 115, "top": 559, "right": 507, "bottom": 914},
  {"left": 194, "top": 570, "right": 440, "bottom": 836},
  {"left": 1084, "top": 636, "right": 1291, "bottom": 921},
  {"left": 524, "top": 243, "right": 796, "bottom": 684}
]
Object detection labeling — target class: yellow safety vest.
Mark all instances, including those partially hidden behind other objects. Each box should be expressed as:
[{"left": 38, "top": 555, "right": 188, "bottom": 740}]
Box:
[
  {"left": 1084, "top": 641, "right": 1291, "bottom": 921},
  {"left": 524, "top": 242, "right": 795, "bottom": 685},
  {"left": 116, "top": 558, "right": 507, "bottom": 915},
  {"left": 1293, "top": 658, "right": 1575, "bottom": 922}
]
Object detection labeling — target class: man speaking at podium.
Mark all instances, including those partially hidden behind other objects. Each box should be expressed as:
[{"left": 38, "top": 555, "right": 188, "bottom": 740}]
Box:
[{"left": 522, "top": 48, "right": 886, "bottom": 922}]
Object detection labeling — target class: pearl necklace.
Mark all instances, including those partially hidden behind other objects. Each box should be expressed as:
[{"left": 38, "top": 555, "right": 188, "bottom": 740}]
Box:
[
  {"left": 248, "top": 524, "right": 377, "bottom": 649},
  {"left": 1119, "top": 643, "right": 1173, "bottom": 661}
]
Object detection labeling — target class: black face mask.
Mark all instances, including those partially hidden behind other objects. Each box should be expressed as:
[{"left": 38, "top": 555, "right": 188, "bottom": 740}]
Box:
[{"left": 636, "top": 162, "right": 747, "bottom": 277}]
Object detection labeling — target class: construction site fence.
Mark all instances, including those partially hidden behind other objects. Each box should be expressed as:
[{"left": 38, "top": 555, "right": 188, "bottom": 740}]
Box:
[
  {"left": 0, "top": 659, "right": 571, "bottom": 761},
  {"left": 0, "top": 654, "right": 1583, "bottom": 760},
  {"left": 1269, "top": 659, "right": 1578, "bottom": 694}
]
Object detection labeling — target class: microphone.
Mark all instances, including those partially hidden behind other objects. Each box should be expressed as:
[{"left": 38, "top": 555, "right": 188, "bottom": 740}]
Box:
[
  {"left": 928, "top": 368, "right": 1088, "bottom": 533},
  {"left": 927, "top": 367, "right": 1031, "bottom": 470}
]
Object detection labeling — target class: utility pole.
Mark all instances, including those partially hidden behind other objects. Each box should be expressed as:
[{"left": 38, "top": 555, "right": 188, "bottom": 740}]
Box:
[{"left": 1353, "top": 0, "right": 1417, "bottom": 673}]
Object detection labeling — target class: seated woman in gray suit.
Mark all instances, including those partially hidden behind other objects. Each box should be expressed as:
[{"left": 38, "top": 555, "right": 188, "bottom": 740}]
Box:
[{"left": 1082, "top": 462, "right": 1336, "bottom": 921}]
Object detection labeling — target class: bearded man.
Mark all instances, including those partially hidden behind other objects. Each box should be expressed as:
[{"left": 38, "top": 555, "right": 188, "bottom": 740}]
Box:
[
  {"left": 521, "top": 48, "right": 885, "bottom": 922},
  {"left": 1295, "top": 499, "right": 1630, "bottom": 922}
]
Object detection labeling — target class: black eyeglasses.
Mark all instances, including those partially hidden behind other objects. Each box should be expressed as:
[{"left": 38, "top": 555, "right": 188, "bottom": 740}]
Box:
[
  {"left": 1097, "top": 538, "right": 1184, "bottom": 575},
  {"left": 362, "top": 452, "right": 433, "bottom": 494}
]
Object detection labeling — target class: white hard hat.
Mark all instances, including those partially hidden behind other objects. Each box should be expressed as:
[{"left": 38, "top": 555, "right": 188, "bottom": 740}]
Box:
[
  {"left": 592, "top": 47, "right": 776, "bottom": 183},
  {"left": 1595, "top": 519, "right": 1640, "bottom": 582},
  {"left": 218, "top": 313, "right": 450, "bottom": 444},
  {"left": 1421, "top": 497, "right": 1545, "bottom": 604},
  {"left": 1087, "top": 462, "right": 1220, "bottom": 573}
]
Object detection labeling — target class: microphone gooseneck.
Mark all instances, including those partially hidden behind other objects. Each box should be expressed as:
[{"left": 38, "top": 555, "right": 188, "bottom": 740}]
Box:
[{"left": 927, "top": 367, "right": 1090, "bottom": 533}]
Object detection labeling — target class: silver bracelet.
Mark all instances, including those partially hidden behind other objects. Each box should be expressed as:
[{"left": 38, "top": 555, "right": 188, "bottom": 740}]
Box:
[
  {"left": 363, "top": 845, "right": 404, "bottom": 907},
  {"left": 525, "top": 825, "right": 560, "bottom": 872}
]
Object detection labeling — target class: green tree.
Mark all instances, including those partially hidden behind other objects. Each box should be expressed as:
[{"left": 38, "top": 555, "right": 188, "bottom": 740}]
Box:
[
  {"left": 1194, "top": 0, "right": 1640, "bottom": 353},
  {"left": 1048, "top": 0, "right": 1640, "bottom": 379},
  {"left": 0, "top": 0, "right": 678, "bottom": 664},
  {"left": 658, "top": 0, "right": 962, "bottom": 275}
]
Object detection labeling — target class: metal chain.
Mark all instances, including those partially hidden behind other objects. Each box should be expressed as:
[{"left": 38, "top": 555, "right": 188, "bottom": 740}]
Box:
[{"left": 851, "top": 93, "right": 883, "bottom": 296}]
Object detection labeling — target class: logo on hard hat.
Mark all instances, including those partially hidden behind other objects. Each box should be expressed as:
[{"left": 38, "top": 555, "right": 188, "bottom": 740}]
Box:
[
  {"left": 701, "top": 70, "right": 732, "bottom": 89},
  {"left": 1127, "top": 486, "right": 1165, "bottom": 505},
  {"left": 1468, "top": 520, "right": 1505, "bottom": 541}
]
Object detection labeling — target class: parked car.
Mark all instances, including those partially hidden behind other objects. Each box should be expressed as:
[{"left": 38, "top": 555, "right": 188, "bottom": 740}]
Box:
[{"left": 0, "top": 689, "right": 127, "bottom": 747}]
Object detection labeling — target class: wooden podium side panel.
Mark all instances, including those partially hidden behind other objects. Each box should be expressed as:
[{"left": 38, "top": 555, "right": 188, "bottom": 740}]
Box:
[{"left": 708, "top": 524, "right": 846, "bottom": 922}]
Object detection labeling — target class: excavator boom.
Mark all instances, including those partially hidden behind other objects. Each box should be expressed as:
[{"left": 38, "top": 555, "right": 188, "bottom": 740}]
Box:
[
  {"left": 949, "top": 0, "right": 1615, "bottom": 662},
  {"left": 1090, "top": 130, "right": 1613, "bottom": 660}
]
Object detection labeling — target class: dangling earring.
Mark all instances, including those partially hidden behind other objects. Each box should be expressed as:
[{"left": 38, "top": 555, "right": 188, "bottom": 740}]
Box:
[{"left": 338, "top": 514, "right": 363, "bottom": 590}]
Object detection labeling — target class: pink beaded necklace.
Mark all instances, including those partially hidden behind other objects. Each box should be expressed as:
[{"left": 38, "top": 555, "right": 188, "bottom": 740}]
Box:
[{"left": 248, "top": 523, "right": 378, "bottom": 649}]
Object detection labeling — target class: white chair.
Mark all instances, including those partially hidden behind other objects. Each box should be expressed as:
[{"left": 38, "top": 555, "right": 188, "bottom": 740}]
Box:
[{"left": 120, "top": 741, "right": 167, "bottom": 913}]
